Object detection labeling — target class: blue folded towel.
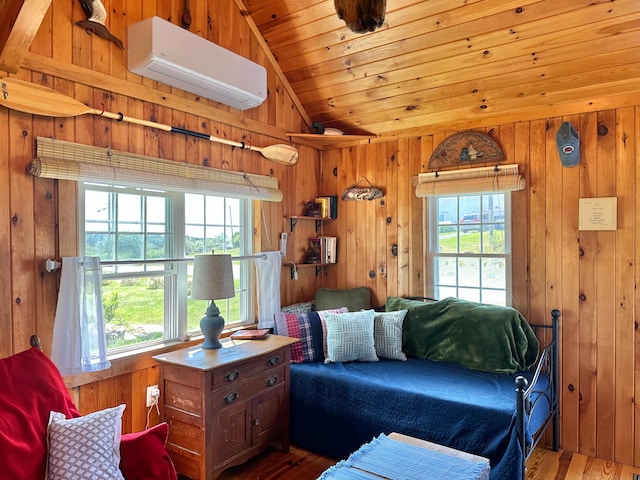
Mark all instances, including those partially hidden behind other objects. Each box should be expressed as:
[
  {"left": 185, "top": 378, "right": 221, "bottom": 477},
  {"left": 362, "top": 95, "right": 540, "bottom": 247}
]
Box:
[
  {"left": 318, "top": 434, "right": 490, "bottom": 480},
  {"left": 318, "top": 464, "right": 380, "bottom": 480}
]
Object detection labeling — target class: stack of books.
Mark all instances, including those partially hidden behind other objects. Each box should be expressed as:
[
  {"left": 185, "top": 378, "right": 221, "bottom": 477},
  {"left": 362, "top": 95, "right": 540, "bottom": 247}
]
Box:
[
  {"left": 314, "top": 196, "right": 338, "bottom": 219},
  {"left": 309, "top": 236, "right": 338, "bottom": 264}
]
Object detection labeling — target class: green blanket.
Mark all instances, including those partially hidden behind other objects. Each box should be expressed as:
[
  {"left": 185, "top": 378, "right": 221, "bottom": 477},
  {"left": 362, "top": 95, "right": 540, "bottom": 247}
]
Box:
[{"left": 386, "top": 297, "right": 540, "bottom": 373}]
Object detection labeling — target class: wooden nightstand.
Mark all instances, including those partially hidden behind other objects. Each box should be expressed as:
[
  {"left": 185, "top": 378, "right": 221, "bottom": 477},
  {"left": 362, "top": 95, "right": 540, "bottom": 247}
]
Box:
[{"left": 153, "top": 335, "right": 299, "bottom": 480}]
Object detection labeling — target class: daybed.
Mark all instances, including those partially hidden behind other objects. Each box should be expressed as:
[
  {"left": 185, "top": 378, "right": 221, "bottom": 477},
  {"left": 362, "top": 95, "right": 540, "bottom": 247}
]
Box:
[
  {"left": 0, "top": 336, "right": 177, "bottom": 480},
  {"left": 276, "top": 296, "right": 559, "bottom": 480}
]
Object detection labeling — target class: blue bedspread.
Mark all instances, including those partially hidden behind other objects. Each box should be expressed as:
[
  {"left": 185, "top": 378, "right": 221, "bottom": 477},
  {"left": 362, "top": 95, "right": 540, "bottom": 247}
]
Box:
[{"left": 290, "top": 358, "right": 550, "bottom": 480}]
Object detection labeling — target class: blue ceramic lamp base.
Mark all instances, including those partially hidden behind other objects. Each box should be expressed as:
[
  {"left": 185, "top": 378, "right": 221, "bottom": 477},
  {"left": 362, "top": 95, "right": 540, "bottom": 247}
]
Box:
[{"left": 200, "top": 301, "right": 225, "bottom": 349}]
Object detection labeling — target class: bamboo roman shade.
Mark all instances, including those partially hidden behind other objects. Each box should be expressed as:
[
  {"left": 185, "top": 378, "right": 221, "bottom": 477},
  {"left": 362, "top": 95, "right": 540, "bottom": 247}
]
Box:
[
  {"left": 31, "top": 137, "right": 283, "bottom": 202},
  {"left": 415, "top": 164, "right": 524, "bottom": 197}
]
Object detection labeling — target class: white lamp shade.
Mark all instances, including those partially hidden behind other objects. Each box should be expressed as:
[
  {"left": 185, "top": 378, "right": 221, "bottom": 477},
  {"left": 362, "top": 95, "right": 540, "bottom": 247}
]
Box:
[{"left": 191, "top": 254, "right": 235, "bottom": 300}]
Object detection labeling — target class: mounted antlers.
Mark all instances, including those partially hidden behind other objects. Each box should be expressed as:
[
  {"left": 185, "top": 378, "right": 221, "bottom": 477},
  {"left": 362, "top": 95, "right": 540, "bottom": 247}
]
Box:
[{"left": 334, "top": 0, "right": 386, "bottom": 33}]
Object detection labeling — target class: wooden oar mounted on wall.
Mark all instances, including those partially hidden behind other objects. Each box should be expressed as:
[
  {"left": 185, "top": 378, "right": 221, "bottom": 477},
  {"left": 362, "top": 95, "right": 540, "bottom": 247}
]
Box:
[{"left": 0, "top": 77, "right": 298, "bottom": 166}]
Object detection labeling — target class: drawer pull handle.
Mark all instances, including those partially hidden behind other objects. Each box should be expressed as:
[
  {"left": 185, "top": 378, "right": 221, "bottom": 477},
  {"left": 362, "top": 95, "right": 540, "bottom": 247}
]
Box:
[
  {"left": 224, "top": 370, "right": 239, "bottom": 382},
  {"left": 266, "top": 355, "right": 280, "bottom": 367},
  {"left": 252, "top": 418, "right": 259, "bottom": 426},
  {"left": 266, "top": 375, "right": 278, "bottom": 387},
  {"left": 223, "top": 392, "right": 239, "bottom": 404}
]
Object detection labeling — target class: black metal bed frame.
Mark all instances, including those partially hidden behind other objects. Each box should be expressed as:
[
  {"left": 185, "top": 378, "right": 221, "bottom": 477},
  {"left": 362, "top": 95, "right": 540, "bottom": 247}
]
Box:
[{"left": 515, "top": 309, "right": 561, "bottom": 479}]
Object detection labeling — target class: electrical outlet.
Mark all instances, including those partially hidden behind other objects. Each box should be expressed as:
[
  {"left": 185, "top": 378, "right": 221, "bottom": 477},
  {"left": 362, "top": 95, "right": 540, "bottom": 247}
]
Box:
[{"left": 146, "top": 385, "right": 160, "bottom": 407}]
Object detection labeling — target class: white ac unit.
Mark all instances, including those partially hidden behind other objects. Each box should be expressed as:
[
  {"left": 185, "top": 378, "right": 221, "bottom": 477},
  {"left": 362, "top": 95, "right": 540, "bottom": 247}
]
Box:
[{"left": 127, "top": 16, "right": 267, "bottom": 110}]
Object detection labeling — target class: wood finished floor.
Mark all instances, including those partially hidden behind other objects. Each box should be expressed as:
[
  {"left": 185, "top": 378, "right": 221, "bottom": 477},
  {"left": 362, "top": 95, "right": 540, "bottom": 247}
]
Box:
[{"left": 214, "top": 445, "right": 640, "bottom": 480}]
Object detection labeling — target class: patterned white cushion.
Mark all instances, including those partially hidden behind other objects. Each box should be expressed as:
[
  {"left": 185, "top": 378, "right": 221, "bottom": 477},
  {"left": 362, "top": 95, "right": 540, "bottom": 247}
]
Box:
[
  {"left": 47, "top": 404, "right": 126, "bottom": 480},
  {"left": 324, "top": 310, "right": 378, "bottom": 363},
  {"left": 374, "top": 310, "right": 408, "bottom": 361},
  {"left": 280, "top": 301, "right": 314, "bottom": 314}
]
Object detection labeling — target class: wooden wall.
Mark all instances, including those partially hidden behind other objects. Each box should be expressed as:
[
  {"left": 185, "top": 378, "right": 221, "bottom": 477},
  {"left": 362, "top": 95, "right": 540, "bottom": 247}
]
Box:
[
  {"left": 320, "top": 111, "right": 640, "bottom": 467},
  {"left": 0, "top": 0, "right": 322, "bottom": 433},
  {"left": 1, "top": 0, "right": 639, "bottom": 469}
]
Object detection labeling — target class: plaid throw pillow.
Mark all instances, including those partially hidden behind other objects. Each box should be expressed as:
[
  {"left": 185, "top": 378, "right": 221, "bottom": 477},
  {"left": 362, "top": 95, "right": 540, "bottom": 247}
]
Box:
[{"left": 274, "top": 308, "right": 348, "bottom": 363}]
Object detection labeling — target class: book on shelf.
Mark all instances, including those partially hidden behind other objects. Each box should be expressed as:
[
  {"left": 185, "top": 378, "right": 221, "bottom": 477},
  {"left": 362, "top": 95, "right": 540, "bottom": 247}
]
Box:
[
  {"left": 314, "top": 195, "right": 338, "bottom": 219},
  {"left": 230, "top": 328, "right": 271, "bottom": 340},
  {"left": 309, "top": 236, "right": 338, "bottom": 264}
]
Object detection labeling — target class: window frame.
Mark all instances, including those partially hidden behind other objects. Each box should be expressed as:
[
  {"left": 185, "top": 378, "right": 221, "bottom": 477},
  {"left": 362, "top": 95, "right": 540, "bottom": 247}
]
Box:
[
  {"left": 78, "top": 182, "right": 255, "bottom": 356},
  {"left": 425, "top": 193, "right": 512, "bottom": 306}
]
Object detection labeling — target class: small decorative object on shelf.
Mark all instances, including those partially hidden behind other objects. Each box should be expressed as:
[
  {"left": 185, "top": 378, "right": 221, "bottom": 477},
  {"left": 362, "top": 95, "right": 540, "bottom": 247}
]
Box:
[
  {"left": 304, "top": 244, "right": 321, "bottom": 264},
  {"left": 307, "top": 121, "right": 325, "bottom": 134},
  {"left": 304, "top": 201, "right": 323, "bottom": 217},
  {"left": 307, "top": 236, "right": 337, "bottom": 264}
]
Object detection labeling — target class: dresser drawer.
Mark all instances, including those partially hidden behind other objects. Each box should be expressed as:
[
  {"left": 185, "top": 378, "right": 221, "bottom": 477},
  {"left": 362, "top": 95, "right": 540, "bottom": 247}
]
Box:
[
  {"left": 211, "top": 347, "right": 287, "bottom": 391},
  {"left": 212, "top": 365, "right": 285, "bottom": 408},
  {"left": 164, "top": 379, "right": 202, "bottom": 415}
]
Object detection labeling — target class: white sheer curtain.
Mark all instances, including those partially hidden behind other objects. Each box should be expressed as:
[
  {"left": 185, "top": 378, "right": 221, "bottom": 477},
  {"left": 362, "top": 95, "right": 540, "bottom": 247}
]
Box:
[
  {"left": 51, "top": 256, "right": 110, "bottom": 376},
  {"left": 255, "top": 251, "right": 282, "bottom": 328}
]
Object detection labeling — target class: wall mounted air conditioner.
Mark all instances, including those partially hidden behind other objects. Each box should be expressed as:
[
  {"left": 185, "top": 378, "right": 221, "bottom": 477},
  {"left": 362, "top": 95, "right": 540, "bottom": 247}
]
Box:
[{"left": 127, "top": 16, "right": 267, "bottom": 110}]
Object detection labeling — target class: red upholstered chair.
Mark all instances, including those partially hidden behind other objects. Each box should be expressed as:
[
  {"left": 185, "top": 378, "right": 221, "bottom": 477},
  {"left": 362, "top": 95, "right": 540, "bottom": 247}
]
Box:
[{"left": 0, "top": 338, "right": 177, "bottom": 480}]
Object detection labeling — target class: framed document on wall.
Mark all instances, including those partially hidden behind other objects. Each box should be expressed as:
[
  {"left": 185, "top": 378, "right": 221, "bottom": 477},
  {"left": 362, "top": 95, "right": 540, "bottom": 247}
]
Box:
[{"left": 578, "top": 197, "right": 617, "bottom": 231}]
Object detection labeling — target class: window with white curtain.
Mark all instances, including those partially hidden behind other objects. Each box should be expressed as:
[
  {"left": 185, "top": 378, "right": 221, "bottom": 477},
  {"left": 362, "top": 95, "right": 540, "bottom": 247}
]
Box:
[
  {"left": 80, "top": 183, "right": 253, "bottom": 354},
  {"left": 426, "top": 193, "right": 511, "bottom": 306}
]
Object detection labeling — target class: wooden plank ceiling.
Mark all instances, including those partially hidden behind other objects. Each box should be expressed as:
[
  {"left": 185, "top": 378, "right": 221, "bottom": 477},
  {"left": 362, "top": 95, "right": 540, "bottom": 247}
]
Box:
[
  {"left": 3, "top": 0, "right": 640, "bottom": 143},
  {"left": 245, "top": 0, "right": 640, "bottom": 139}
]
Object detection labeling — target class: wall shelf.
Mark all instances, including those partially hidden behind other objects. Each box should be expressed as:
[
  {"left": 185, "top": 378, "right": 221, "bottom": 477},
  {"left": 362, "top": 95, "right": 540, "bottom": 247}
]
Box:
[
  {"left": 286, "top": 133, "right": 377, "bottom": 149},
  {"left": 285, "top": 215, "right": 332, "bottom": 232},
  {"left": 284, "top": 207, "right": 337, "bottom": 279},
  {"left": 284, "top": 262, "right": 334, "bottom": 279}
]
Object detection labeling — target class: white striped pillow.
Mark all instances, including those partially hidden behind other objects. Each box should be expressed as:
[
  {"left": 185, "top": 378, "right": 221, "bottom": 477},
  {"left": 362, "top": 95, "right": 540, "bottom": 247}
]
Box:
[{"left": 374, "top": 310, "right": 408, "bottom": 361}]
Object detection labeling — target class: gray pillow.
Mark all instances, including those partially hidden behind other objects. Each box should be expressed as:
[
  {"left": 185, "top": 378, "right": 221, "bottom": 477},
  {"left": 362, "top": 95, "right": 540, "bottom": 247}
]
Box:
[
  {"left": 374, "top": 310, "right": 408, "bottom": 361},
  {"left": 323, "top": 310, "right": 378, "bottom": 363}
]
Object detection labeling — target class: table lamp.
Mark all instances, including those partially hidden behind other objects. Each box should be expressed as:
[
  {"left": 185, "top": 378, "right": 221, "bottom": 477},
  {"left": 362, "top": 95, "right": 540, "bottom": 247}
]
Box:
[{"left": 191, "top": 253, "right": 235, "bottom": 349}]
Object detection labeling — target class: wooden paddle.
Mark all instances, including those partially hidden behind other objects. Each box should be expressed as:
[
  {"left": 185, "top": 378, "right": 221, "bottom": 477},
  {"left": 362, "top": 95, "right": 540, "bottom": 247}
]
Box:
[{"left": 0, "top": 77, "right": 298, "bottom": 166}]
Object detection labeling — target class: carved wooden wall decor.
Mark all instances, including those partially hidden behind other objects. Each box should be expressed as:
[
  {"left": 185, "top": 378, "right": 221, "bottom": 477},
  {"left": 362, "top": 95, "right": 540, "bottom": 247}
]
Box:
[
  {"left": 342, "top": 176, "right": 384, "bottom": 200},
  {"left": 334, "top": 0, "right": 386, "bottom": 33},
  {"left": 428, "top": 131, "right": 505, "bottom": 170},
  {"left": 76, "top": 0, "right": 124, "bottom": 49}
]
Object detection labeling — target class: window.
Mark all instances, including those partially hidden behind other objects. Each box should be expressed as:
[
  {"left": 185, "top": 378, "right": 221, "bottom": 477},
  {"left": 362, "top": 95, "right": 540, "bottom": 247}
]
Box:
[
  {"left": 80, "top": 183, "right": 253, "bottom": 354},
  {"left": 427, "top": 193, "right": 510, "bottom": 306}
]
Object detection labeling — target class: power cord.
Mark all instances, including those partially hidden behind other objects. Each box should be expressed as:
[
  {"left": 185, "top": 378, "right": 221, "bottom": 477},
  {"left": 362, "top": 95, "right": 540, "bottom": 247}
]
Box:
[
  {"left": 144, "top": 390, "right": 161, "bottom": 430},
  {"left": 285, "top": 262, "right": 298, "bottom": 280}
]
